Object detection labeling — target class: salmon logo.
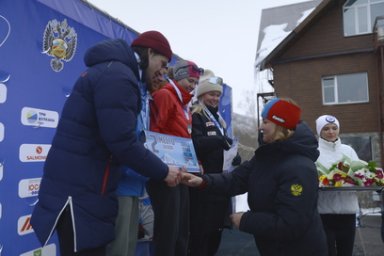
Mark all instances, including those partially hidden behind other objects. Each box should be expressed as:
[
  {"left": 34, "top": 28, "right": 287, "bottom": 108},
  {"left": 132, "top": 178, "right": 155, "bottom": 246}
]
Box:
[{"left": 35, "top": 146, "right": 43, "bottom": 154}]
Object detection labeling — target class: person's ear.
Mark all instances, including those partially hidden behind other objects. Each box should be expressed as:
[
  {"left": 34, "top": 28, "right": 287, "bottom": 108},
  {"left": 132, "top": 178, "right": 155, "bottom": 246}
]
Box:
[{"left": 147, "top": 48, "right": 155, "bottom": 58}]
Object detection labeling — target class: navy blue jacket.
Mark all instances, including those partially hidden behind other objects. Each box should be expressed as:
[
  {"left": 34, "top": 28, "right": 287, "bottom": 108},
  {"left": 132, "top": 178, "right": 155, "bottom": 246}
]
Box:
[
  {"left": 202, "top": 122, "right": 327, "bottom": 256},
  {"left": 31, "top": 39, "right": 168, "bottom": 251}
]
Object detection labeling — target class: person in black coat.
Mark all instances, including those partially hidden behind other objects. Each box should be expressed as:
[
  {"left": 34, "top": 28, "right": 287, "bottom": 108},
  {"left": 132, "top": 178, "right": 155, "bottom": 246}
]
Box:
[
  {"left": 182, "top": 98, "right": 328, "bottom": 256},
  {"left": 188, "top": 76, "right": 237, "bottom": 256}
]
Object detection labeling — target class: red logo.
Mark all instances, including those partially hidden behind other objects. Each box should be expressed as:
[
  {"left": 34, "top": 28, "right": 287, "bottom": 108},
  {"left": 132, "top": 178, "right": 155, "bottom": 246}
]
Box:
[
  {"left": 20, "top": 216, "right": 32, "bottom": 232},
  {"left": 18, "top": 215, "right": 34, "bottom": 235},
  {"left": 35, "top": 146, "right": 43, "bottom": 154}
]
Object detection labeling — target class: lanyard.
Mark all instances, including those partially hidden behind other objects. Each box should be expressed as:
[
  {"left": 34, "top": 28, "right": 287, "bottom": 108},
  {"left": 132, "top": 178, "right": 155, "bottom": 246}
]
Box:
[
  {"left": 137, "top": 81, "right": 150, "bottom": 132},
  {"left": 203, "top": 106, "right": 224, "bottom": 135},
  {"left": 169, "top": 79, "right": 190, "bottom": 120},
  {"left": 137, "top": 64, "right": 149, "bottom": 132}
]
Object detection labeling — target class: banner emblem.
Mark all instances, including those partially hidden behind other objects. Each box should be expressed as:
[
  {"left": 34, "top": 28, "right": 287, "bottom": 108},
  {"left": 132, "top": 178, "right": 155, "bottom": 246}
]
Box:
[{"left": 42, "top": 19, "right": 77, "bottom": 72}]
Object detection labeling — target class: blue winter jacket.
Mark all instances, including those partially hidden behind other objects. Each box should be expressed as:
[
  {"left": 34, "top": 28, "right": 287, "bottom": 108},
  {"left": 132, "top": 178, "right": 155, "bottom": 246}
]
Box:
[{"left": 30, "top": 39, "right": 168, "bottom": 251}]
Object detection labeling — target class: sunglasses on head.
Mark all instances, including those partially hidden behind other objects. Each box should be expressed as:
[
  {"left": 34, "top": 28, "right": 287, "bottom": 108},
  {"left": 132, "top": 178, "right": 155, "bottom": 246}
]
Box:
[
  {"left": 192, "top": 66, "right": 204, "bottom": 75},
  {"left": 208, "top": 76, "right": 223, "bottom": 85},
  {"left": 174, "top": 64, "right": 203, "bottom": 76}
]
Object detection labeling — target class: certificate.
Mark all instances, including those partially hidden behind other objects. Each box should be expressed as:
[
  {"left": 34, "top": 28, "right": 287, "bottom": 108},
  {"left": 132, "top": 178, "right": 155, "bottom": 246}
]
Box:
[
  {"left": 223, "top": 139, "right": 238, "bottom": 173},
  {"left": 144, "top": 131, "right": 201, "bottom": 173}
]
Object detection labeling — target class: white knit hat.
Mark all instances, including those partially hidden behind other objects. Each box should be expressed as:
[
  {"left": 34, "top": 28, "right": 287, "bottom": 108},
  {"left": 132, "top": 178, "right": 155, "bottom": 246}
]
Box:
[
  {"left": 199, "top": 69, "right": 215, "bottom": 82},
  {"left": 315, "top": 115, "right": 340, "bottom": 136},
  {"left": 196, "top": 76, "right": 223, "bottom": 98}
]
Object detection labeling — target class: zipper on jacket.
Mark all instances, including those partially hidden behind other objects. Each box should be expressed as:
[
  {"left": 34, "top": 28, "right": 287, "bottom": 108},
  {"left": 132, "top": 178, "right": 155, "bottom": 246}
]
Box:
[
  {"left": 101, "top": 159, "right": 111, "bottom": 195},
  {"left": 43, "top": 197, "right": 76, "bottom": 250},
  {"left": 68, "top": 197, "right": 77, "bottom": 252}
]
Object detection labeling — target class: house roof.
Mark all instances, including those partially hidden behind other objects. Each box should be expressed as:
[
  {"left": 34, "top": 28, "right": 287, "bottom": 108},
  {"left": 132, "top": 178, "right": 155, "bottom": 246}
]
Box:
[{"left": 256, "top": 0, "right": 334, "bottom": 70}]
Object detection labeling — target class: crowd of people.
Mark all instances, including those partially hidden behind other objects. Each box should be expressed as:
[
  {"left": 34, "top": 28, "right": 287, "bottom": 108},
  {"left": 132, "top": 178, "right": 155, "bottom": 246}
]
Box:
[{"left": 30, "top": 30, "right": 368, "bottom": 256}]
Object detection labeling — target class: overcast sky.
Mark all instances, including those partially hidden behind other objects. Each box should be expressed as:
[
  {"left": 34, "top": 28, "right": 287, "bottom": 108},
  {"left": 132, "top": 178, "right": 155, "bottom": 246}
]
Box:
[{"left": 88, "top": 0, "right": 311, "bottom": 115}]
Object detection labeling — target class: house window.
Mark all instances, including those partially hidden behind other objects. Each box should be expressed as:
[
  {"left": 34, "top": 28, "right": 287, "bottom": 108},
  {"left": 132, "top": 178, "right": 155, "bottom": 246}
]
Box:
[
  {"left": 322, "top": 72, "right": 369, "bottom": 104},
  {"left": 343, "top": 0, "right": 384, "bottom": 36},
  {"left": 341, "top": 135, "right": 372, "bottom": 162}
]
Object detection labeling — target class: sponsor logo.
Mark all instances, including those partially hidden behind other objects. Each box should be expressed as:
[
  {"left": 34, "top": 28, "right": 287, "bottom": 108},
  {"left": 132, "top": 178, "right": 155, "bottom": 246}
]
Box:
[
  {"left": 0, "top": 83, "right": 6, "bottom": 103},
  {"left": 272, "top": 115, "right": 285, "bottom": 124},
  {"left": 21, "top": 107, "right": 58, "bottom": 128},
  {"left": 18, "top": 214, "right": 34, "bottom": 235},
  {"left": 325, "top": 115, "right": 336, "bottom": 123},
  {"left": 20, "top": 243, "right": 56, "bottom": 256},
  {"left": 18, "top": 178, "right": 41, "bottom": 198},
  {"left": 42, "top": 18, "right": 77, "bottom": 72},
  {"left": 19, "top": 144, "right": 51, "bottom": 162},
  {"left": 0, "top": 122, "right": 3, "bottom": 142}
]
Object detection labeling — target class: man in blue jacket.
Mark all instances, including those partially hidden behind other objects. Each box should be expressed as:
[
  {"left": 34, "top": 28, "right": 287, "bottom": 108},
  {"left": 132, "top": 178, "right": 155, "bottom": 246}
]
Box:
[{"left": 31, "top": 31, "right": 181, "bottom": 256}]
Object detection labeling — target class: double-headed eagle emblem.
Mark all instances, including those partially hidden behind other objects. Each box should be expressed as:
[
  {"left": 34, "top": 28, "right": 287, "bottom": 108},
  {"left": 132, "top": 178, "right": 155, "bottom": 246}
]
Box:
[{"left": 42, "top": 19, "right": 77, "bottom": 72}]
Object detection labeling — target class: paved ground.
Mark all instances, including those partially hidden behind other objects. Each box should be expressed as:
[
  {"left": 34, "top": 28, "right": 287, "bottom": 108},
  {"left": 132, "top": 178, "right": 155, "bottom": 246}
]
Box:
[
  {"left": 216, "top": 229, "right": 259, "bottom": 256},
  {"left": 217, "top": 215, "right": 384, "bottom": 256},
  {"left": 353, "top": 215, "right": 384, "bottom": 255}
]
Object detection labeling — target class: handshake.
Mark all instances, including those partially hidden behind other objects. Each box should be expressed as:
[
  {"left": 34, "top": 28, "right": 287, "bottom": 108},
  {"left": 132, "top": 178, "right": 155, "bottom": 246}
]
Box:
[
  {"left": 163, "top": 166, "right": 203, "bottom": 187},
  {"left": 164, "top": 166, "right": 245, "bottom": 229}
]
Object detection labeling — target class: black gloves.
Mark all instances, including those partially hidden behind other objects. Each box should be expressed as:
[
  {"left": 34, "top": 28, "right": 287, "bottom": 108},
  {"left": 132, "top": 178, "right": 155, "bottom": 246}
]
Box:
[
  {"left": 232, "top": 153, "right": 242, "bottom": 166},
  {"left": 222, "top": 136, "right": 233, "bottom": 150}
]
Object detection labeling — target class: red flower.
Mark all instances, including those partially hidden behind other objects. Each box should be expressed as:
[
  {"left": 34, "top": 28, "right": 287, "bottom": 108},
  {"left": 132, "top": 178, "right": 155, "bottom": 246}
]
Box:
[
  {"left": 376, "top": 169, "right": 384, "bottom": 179},
  {"left": 364, "top": 179, "right": 374, "bottom": 186},
  {"left": 333, "top": 173, "right": 343, "bottom": 181},
  {"left": 354, "top": 173, "right": 364, "bottom": 179},
  {"left": 337, "top": 162, "right": 350, "bottom": 172},
  {"left": 344, "top": 176, "right": 356, "bottom": 185}
]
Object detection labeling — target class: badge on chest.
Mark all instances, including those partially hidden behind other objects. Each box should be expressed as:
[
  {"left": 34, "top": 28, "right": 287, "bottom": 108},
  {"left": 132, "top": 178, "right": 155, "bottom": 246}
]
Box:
[
  {"left": 207, "top": 131, "right": 217, "bottom": 136},
  {"left": 206, "top": 121, "right": 217, "bottom": 136}
]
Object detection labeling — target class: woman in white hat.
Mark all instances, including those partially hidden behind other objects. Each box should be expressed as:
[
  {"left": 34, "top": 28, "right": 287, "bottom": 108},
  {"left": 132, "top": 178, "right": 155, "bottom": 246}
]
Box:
[
  {"left": 316, "top": 114, "right": 360, "bottom": 256},
  {"left": 188, "top": 76, "right": 239, "bottom": 256}
]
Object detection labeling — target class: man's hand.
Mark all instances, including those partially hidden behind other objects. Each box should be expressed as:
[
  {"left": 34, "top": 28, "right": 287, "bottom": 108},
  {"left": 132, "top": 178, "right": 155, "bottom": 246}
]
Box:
[
  {"left": 164, "top": 165, "right": 183, "bottom": 187},
  {"left": 230, "top": 212, "right": 245, "bottom": 229}
]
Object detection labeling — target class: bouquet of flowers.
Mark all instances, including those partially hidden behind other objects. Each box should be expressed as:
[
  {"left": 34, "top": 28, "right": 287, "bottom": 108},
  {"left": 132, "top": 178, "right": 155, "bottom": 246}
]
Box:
[{"left": 317, "top": 156, "right": 384, "bottom": 187}]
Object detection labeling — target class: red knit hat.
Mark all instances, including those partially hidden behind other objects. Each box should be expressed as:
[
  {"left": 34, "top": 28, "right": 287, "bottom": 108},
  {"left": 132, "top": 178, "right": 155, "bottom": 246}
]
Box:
[
  {"left": 261, "top": 98, "right": 301, "bottom": 129},
  {"left": 131, "top": 31, "right": 172, "bottom": 61}
]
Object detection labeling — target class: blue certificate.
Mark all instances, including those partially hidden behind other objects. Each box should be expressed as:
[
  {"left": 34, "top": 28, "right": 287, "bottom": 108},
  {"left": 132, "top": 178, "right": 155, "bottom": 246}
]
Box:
[{"left": 144, "top": 131, "right": 201, "bottom": 173}]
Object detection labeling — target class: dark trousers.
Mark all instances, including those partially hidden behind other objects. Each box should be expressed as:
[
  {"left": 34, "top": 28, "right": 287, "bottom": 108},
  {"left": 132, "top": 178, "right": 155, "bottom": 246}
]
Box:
[
  {"left": 146, "top": 180, "right": 190, "bottom": 256},
  {"left": 189, "top": 229, "right": 223, "bottom": 256},
  {"left": 320, "top": 214, "right": 356, "bottom": 256},
  {"left": 188, "top": 189, "right": 230, "bottom": 256},
  {"left": 56, "top": 207, "right": 106, "bottom": 256}
]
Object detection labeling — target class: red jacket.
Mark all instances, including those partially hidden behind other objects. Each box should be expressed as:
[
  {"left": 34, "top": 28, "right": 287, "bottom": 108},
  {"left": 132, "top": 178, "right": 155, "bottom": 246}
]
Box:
[{"left": 150, "top": 80, "right": 192, "bottom": 138}]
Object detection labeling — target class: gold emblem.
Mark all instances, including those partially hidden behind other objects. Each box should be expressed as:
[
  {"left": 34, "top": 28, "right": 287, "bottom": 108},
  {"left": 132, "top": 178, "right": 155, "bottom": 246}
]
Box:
[
  {"left": 290, "top": 184, "right": 303, "bottom": 196},
  {"left": 42, "top": 19, "right": 77, "bottom": 72}
]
